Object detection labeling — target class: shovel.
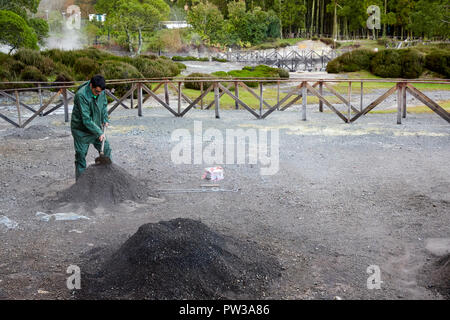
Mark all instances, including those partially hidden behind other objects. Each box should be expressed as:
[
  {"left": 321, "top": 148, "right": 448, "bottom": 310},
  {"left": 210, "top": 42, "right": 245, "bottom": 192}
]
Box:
[{"left": 95, "top": 124, "right": 112, "bottom": 165}]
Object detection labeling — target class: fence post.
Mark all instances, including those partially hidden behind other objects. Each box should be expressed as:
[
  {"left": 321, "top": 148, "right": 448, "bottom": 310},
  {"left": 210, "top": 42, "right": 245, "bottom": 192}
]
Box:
[
  {"left": 164, "top": 80, "right": 170, "bottom": 107},
  {"left": 302, "top": 82, "right": 307, "bottom": 121},
  {"left": 214, "top": 82, "right": 220, "bottom": 119},
  {"left": 360, "top": 81, "right": 364, "bottom": 112},
  {"left": 63, "top": 88, "right": 69, "bottom": 123},
  {"left": 235, "top": 81, "right": 239, "bottom": 110},
  {"left": 130, "top": 85, "right": 134, "bottom": 109},
  {"left": 277, "top": 81, "right": 280, "bottom": 110},
  {"left": 137, "top": 82, "right": 143, "bottom": 117},
  {"left": 200, "top": 82, "right": 204, "bottom": 110},
  {"left": 177, "top": 81, "right": 181, "bottom": 115},
  {"left": 319, "top": 81, "right": 323, "bottom": 112},
  {"left": 14, "top": 90, "right": 22, "bottom": 127},
  {"left": 397, "top": 83, "right": 402, "bottom": 125},
  {"left": 347, "top": 81, "right": 352, "bottom": 123},
  {"left": 38, "top": 84, "right": 43, "bottom": 116},
  {"left": 402, "top": 82, "right": 407, "bottom": 118},
  {"left": 259, "top": 82, "right": 263, "bottom": 118}
]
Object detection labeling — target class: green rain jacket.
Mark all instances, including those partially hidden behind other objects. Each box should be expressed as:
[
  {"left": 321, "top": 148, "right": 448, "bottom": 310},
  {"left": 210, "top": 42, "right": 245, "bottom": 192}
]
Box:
[{"left": 71, "top": 81, "right": 109, "bottom": 142}]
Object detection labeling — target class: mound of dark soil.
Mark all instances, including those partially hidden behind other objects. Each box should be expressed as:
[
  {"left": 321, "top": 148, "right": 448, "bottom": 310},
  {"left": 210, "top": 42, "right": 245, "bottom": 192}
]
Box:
[
  {"left": 5, "top": 125, "right": 69, "bottom": 140},
  {"left": 426, "top": 255, "right": 450, "bottom": 298},
  {"left": 58, "top": 163, "right": 155, "bottom": 207},
  {"left": 79, "top": 218, "right": 282, "bottom": 299}
]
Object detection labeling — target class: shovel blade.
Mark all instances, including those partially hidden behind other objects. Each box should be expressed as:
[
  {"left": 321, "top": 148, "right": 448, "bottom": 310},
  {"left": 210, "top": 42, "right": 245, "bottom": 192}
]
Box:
[{"left": 95, "top": 153, "right": 112, "bottom": 165}]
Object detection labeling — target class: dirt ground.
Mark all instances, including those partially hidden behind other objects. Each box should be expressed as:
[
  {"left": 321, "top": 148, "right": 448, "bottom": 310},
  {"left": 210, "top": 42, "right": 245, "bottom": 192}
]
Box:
[{"left": 0, "top": 100, "right": 449, "bottom": 300}]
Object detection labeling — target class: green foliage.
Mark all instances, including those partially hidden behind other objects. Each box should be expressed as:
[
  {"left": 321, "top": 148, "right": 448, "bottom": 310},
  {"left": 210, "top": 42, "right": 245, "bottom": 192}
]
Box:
[
  {"left": 371, "top": 50, "right": 403, "bottom": 78},
  {"left": 14, "top": 48, "right": 55, "bottom": 75},
  {"left": 74, "top": 57, "right": 100, "bottom": 80},
  {"left": 172, "top": 56, "right": 209, "bottom": 62},
  {"left": 183, "top": 65, "right": 290, "bottom": 89},
  {"left": 100, "top": 60, "right": 143, "bottom": 95},
  {"left": 399, "top": 49, "right": 425, "bottom": 79},
  {"left": 0, "top": 0, "right": 39, "bottom": 19},
  {"left": 184, "top": 72, "right": 214, "bottom": 90},
  {"left": 425, "top": 50, "right": 450, "bottom": 78},
  {"left": 96, "top": 0, "right": 170, "bottom": 54},
  {"left": 187, "top": 1, "right": 225, "bottom": 45},
  {"left": 371, "top": 49, "right": 425, "bottom": 79},
  {"left": 0, "top": 10, "right": 38, "bottom": 51},
  {"left": 327, "top": 49, "right": 376, "bottom": 73},
  {"left": 212, "top": 57, "right": 228, "bottom": 63},
  {"left": 28, "top": 18, "right": 49, "bottom": 46},
  {"left": 20, "top": 66, "right": 47, "bottom": 82}
]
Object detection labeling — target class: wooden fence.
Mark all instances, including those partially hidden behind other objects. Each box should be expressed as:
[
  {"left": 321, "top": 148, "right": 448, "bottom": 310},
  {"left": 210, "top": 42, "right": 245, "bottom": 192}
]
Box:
[{"left": 0, "top": 78, "right": 449, "bottom": 129}]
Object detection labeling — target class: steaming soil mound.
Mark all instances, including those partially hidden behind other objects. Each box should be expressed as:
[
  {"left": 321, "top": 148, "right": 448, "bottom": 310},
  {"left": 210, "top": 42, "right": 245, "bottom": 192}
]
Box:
[
  {"left": 79, "top": 218, "right": 282, "bottom": 299},
  {"left": 58, "top": 163, "right": 155, "bottom": 206},
  {"left": 5, "top": 125, "right": 69, "bottom": 140}
]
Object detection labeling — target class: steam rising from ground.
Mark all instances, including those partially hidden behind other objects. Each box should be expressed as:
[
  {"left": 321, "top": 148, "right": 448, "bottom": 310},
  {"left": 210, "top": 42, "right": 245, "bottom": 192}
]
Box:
[{"left": 39, "top": 0, "right": 85, "bottom": 50}]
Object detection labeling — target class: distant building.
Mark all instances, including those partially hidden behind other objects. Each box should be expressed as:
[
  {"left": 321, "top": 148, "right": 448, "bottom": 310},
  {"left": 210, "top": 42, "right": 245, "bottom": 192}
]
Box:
[
  {"left": 160, "top": 21, "right": 191, "bottom": 29},
  {"left": 89, "top": 14, "right": 106, "bottom": 23}
]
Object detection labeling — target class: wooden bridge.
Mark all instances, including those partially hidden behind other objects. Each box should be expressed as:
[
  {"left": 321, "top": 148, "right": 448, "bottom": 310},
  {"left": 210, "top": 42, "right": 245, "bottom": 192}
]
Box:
[
  {"left": 0, "top": 77, "right": 449, "bottom": 129},
  {"left": 214, "top": 49, "right": 343, "bottom": 71}
]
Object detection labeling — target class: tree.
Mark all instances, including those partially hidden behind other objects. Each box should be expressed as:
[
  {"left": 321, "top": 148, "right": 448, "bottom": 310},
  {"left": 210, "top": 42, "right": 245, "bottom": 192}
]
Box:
[
  {"left": 96, "top": 0, "right": 170, "bottom": 55},
  {"left": 28, "top": 17, "right": 49, "bottom": 46},
  {"left": 187, "top": 1, "right": 225, "bottom": 45},
  {"left": 410, "top": 0, "right": 449, "bottom": 39},
  {"left": 0, "top": 0, "right": 40, "bottom": 19},
  {"left": 0, "top": 10, "right": 38, "bottom": 53}
]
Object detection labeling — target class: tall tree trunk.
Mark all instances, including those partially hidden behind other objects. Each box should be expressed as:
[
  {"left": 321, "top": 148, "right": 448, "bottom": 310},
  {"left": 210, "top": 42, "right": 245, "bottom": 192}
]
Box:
[
  {"left": 126, "top": 28, "right": 134, "bottom": 54},
  {"left": 333, "top": 0, "right": 337, "bottom": 40},
  {"left": 137, "top": 28, "right": 143, "bottom": 55},
  {"left": 315, "top": 0, "right": 320, "bottom": 37},
  {"left": 320, "top": 0, "right": 324, "bottom": 36},
  {"left": 383, "top": 0, "right": 387, "bottom": 38},
  {"left": 310, "top": 0, "right": 316, "bottom": 37}
]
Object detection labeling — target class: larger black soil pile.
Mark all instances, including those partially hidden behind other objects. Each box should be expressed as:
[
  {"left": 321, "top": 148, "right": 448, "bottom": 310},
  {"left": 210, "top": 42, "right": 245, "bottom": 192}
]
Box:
[
  {"left": 58, "top": 163, "right": 155, "bottom": 207},
  {"left": 79, "top": 218, "right": 282, "bottom": 299}
]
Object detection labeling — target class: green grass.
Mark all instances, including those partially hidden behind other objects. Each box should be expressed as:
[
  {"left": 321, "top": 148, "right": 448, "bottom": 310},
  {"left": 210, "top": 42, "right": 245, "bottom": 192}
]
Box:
[
  {"left": 369, "top": 100, "right": 450, "bottom": 114},
  {"left": 152, "top": 85, "right": 340, "bottom": 110},
  {"left": 324, "top": 71, "right": 450, "bottom": 94}
]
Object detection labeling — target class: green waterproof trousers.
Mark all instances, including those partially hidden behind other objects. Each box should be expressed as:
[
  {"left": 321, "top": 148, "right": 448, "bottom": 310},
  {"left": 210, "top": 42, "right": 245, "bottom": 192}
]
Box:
[{"left": 73, "top": 133, "right": 112, "bottom": 179}]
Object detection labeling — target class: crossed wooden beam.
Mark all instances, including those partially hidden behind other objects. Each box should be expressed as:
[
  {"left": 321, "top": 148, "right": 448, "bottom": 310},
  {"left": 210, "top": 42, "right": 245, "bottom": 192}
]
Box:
[{"left": 1, "top": 79, "right": 449, "bottom": 129}]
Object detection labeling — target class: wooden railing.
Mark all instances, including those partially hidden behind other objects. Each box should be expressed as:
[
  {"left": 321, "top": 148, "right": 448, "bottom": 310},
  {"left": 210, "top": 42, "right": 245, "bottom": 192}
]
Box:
[{"left": 0, "top": 77, "right": 449, "bottom": 129}]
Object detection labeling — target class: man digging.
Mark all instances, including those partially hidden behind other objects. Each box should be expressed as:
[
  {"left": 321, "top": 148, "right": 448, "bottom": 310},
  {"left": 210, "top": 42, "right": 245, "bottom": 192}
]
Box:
[{"left": 71, "top": 75, "right": 112, "bottom": 180}]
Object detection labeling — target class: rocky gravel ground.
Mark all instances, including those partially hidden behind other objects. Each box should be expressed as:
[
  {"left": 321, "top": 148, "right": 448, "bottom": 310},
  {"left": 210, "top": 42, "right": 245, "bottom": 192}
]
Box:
[{"left": 0, "top": 97, "right": 449, "bottom": 300}]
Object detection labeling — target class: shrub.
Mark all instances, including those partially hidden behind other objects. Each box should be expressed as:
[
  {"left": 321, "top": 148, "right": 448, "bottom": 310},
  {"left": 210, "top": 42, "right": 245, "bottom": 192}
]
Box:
[
  {"left": 425, "top": 50, "right": 450, "bottom": 78},
  {"left": 74, "top": 57, "right": 99, "bottom": 79},
  {"left": 212, "top": 57, "right": 228, "bottom": 62},
  {"left": 399, "top": 49, "right": 425, "bottom": 79},
  {"left": 9, "top": 60, "right": 26, "bottom": 77},
  {"left": 320, "top": 38, "right": 341, "bottom": 49},
  {"left": 175, "top": 62, "right": 187, "bottom": 71},
  {"left": 327, "top": 49, "right": 375, "bottom": 73},
  {"left": 0, "top": 66, "right": 10, "bottom": 80},
  {"left": 14, "top": 48, "right": 55, "bottom": 75},
  {"left": 100, "top": 60, "right": 144, "bottom": 95},
  {"left": 172, "top": 56, "right": 208, "bottom": 62},
  {"left": 20, "top": 66, "right": 47, "bottom": 82},
  {"left": 371, "top": 49, "right": 402, "bottom": 78},
  {"left": 184, "top": 72, "right": 214, "bottom": 90},
  {"left": 278, "top": 68, "right": 290, "bottom": 78},
  {"left": 211, "top": 71, "right": 228, "bottom": 77}
]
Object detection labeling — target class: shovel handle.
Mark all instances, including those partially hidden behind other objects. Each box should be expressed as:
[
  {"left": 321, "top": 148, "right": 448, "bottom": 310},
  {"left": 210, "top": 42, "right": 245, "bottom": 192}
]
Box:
[{"left": 101, "top": 124, "right": 106, "bottom": 154}]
